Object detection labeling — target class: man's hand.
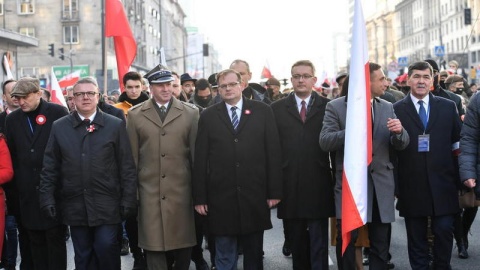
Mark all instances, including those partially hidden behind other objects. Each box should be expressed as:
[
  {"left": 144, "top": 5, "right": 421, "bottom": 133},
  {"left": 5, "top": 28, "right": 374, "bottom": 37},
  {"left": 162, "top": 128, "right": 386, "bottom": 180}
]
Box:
[
  {"left": 195, "top": 205, "right": 208, "bottom": 215},
  {"left": 464, "top": 178, "right": 476, "bottom": 188},
  {"left": 121, "top": 206, "right": 137, "bottom": 220},
  {"left": 267, "top": 199, "right": 280, "bottom": 208},
  {"left": 42, "top": 204, "right": 57, "bottom": 220},
  {"left": 387, "top": 118, "right": 403, "bottom": 134}
]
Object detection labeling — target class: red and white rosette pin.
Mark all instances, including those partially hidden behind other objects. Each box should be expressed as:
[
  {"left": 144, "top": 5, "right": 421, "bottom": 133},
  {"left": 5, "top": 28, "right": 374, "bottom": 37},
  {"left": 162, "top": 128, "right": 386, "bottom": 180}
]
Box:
[
  {"left": 36, "top": 115, "right": 47, "bottom": 125},
  {"left": 245, "top": 109, "right": 251, "bottom": 115}
]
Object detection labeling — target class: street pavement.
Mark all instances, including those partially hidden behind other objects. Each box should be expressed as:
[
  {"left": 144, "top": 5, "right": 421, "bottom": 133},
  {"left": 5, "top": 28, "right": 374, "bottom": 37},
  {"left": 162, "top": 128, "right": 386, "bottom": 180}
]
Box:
[{"left": 19, "top": 207, "right": 480, "bottom": 269}]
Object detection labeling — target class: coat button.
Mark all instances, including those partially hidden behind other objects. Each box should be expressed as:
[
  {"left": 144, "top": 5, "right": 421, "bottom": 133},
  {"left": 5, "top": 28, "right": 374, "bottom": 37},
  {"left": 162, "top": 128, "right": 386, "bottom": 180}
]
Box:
[
  {"left": 161, "top": 196, "right": 166, "bottom": 200},
  {"left": 235, "top": 162, "right": 240, "bottom": 167},
  {"left": 162, "top": 174, "right": 166, "bottom": 178},
  {"left": 234, "top": 138, "right": 238, "bottom": 143},
  {"left": 161, "top": 153, "right": 165, "bottom": 157},
  {"left": 161, "top": 132, "right": 166, "bottom": 136},
  {"left": 30, "top": 149, "right": 34, "bottom": 152}
]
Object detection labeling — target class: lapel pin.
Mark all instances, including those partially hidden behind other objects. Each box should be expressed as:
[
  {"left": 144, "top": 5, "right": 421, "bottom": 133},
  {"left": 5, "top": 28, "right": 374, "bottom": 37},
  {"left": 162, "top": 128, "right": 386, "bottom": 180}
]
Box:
[{"left": 36, "top": 115, "right": 46, "bottom": 125}]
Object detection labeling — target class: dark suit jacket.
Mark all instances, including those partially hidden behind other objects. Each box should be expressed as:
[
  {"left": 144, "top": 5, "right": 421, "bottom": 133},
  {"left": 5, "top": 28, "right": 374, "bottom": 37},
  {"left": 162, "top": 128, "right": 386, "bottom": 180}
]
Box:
[
  {"left": 193, "top": 98, "right": 282, "bottom": 236},
  {"left": 5, "top": 100, "right": 68, "bottom": 229},
  {"left": 394, "top": 93, "right": 461, "bottom": 217},
  {"left": 271, "top": 92, "right": 334, "bottom": 219}
]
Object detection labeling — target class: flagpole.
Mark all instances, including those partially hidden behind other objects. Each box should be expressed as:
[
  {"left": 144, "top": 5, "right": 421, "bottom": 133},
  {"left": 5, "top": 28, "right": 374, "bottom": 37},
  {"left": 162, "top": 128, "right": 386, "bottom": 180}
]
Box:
[{"left": 102, "top": 0, "right": 107, "bottom": 95}]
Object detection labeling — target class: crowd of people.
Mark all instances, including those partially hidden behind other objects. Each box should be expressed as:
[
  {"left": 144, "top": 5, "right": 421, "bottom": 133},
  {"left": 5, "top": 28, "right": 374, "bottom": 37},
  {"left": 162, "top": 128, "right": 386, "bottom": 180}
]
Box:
[{"left": 0, "top": 57, "right": 478, "bottom": 270}]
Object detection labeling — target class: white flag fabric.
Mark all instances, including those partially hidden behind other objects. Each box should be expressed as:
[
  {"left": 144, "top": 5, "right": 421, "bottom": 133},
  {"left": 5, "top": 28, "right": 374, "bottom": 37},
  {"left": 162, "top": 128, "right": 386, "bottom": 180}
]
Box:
[{"left": 341, "top": 0, "right": 372, "bottom": 254}]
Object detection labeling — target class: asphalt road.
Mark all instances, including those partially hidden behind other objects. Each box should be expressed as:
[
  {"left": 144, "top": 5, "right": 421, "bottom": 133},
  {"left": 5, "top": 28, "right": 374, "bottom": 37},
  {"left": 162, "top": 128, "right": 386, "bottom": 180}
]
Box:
[{"left": 13, "top": 207, "right": 479, "bottom": 269}]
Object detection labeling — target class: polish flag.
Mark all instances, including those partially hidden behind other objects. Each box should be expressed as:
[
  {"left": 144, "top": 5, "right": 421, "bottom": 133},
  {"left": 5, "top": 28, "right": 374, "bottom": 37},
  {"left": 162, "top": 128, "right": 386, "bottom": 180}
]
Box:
[
  {"left": 58, "top": 70, "right": 81, "bottom": 88},
  {"left": 3, "top": 55, "right": 13, "bottom": 80},
  {"left": 341, "top": 0, "right": 371, "bottom": 254},
  {"left": 261, "top": 61, "right": 272, "bottom": 79},
  {"left": 50, "top": 67, "right": 68, "bottom": 110},
  {"left": 105, "top": 0, "right": 137, "bottom": 90}
]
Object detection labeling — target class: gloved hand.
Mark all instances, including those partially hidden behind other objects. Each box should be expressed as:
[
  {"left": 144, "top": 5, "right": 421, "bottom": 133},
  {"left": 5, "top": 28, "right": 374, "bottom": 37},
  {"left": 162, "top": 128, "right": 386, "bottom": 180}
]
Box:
[
  {"left": 42, "top": 204, "right": 57, "bottom": 220},
  {"left": 120, "top": 206, "right": 137, "bottom": 220}
]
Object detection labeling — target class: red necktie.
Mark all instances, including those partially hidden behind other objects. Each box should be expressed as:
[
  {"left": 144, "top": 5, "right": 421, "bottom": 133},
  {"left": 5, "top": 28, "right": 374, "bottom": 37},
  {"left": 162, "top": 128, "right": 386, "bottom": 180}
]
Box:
[{"left": 300, "top": 100, "right": 306, "bottom": 123}]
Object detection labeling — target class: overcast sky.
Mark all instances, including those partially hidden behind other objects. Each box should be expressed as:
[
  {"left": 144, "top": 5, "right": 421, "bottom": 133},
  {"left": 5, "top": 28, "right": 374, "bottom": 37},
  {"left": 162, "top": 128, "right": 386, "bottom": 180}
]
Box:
[{"left": 192, "top": 0, "right": 352, "bottom": 81}]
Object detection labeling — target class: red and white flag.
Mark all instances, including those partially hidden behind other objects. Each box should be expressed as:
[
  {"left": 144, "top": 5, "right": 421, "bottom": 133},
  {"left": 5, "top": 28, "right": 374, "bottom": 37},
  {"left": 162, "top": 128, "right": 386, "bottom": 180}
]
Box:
[
  {"left": 58, "top": 70, "right": 81, "bottom": 88},
  {"left": 50, "top": 67, "right": 68, "bottom": 110},
  {"left": 3, "top": 54, "right": 13, "bottom": 80},
  {"left": 342, "top": 0, "right": 371, "bottom": 254},
  {"left": 105, "top": 0, "right": 137, "bottom": 90},
  {"left": 261, "top": 61, "right": 272, "bottom": 79}
]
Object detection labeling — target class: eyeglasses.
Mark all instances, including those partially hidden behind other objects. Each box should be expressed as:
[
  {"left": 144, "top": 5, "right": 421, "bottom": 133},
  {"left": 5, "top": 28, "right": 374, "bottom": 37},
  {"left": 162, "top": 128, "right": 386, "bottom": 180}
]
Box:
[
  {"left": 292, "top": 74, "right": 314, "bottom": 80},
  {"left": 73, "top": 91, "right": 98, "bottom": 98},
  {"left": 218, "top": 82, "right": 240, "bottom": 90}
]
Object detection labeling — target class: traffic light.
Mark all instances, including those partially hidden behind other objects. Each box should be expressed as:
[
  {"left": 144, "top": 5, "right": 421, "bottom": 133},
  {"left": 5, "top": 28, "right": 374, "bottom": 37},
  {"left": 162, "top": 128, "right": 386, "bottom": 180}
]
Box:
[
  {"left": 203, "top": 43, "right": 209, "bottom": 57},
  {"left": 465, "top": 8, "right": 472, "bottom": 25},
  {"left": 59, "top": 48, "right": 65, "bottom": 60},
  {"left": 48, "top": 43, "right": 54, "bottom": 57}
]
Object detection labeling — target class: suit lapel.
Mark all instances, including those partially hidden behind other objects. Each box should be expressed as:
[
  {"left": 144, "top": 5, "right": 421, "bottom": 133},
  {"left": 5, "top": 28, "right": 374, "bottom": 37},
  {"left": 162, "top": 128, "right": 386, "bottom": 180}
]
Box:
[
  {"left": 306, "top": 92, "right": 324, "bottom": 123},
  {"left": 162, "top": 98, "right": 183, "bottom": 126},
  {"left": 216, "top": 102, "right": 236, "bottom": 134},
  {"left": 286, "top": 94, "right": 303, "bottom": 123},
  {"left": 425, "top": 93, "right": 438, "bottom": 132},
  {"left": 141, "top": 99, "right": 163, "bottom": 128},
  {"left": 402, "top": 95, "right": 425, "bottom": 130},
  {"left": 31, "top": 101, "right": 50, "bottom": 145},
  {"left": 236, "top": 98, "right": 252, "bottom": 133}
]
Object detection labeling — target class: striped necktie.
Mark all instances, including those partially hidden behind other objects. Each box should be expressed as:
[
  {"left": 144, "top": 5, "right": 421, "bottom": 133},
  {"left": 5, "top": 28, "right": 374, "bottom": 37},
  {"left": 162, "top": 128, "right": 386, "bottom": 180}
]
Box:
[{"left": 231, "top": 106, "right": 239, "bottom": 131}]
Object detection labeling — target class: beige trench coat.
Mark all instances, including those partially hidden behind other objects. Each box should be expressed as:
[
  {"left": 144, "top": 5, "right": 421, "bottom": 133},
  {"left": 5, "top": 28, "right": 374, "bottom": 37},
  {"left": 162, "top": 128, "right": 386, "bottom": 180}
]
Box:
[{"left": 127, "top": 98, "right": 199, "bottom": 251}]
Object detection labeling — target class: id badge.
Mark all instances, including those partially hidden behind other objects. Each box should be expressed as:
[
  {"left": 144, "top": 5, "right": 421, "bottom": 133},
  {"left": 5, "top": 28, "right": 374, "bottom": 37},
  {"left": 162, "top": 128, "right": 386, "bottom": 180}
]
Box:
[{"left": 418, "top": 134, "right": 430, "bottom": 152}]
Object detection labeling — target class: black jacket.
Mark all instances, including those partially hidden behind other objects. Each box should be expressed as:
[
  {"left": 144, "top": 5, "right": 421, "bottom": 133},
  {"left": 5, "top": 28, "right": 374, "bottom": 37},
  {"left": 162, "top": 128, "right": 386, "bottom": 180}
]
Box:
[
  {"left": 39, "top": 111, "right": 137, "bottom": 226},
  {"left": 5, "top": 100, "right": 68, "bottom": 229}
]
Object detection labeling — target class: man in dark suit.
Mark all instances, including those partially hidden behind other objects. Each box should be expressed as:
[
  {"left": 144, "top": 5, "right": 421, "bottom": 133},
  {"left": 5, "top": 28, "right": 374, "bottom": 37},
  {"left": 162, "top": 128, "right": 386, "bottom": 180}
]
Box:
[
  {"left": 5, "top": 77, "right": 68, "bottom": 270},
  {"left": 193, "top": 69, "right": 282, "bottom": 270},
  {"left": 271, "top": 60, "right": 334, "bottom": 270},
  {"left": 393, "top": 61, "right": 462, "bottom": 269},
  {"left": 39, "top": 77, "right": 137, "bottom": 270},
  {"left": 320, "top": 63, "right": 409, "bottom": 269}
]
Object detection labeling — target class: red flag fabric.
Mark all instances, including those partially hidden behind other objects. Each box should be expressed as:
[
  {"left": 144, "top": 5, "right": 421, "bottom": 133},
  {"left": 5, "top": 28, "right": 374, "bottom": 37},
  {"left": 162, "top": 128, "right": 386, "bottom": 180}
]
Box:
[
  {"left": 58, "top": 70, "right": 81, "bottom": 88},
  {"left": 105, "top": 0, "right": 137, "bottom": 90},
  {"left": 341, "top": 0, "right": 371, "bottom": 254},
  {"left": 261, "top": 61, "right": 272, "bottom": 79}
]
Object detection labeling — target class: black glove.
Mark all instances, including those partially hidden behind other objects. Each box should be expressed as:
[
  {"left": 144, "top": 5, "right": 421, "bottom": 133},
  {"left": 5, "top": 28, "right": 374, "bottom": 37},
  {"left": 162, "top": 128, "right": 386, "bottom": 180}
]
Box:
[
  {"left": 120, "top": 206, "right": 137, "bottom": 220},
  {"left": 42, "top": 204, "right": 57, "bottom": 220}
]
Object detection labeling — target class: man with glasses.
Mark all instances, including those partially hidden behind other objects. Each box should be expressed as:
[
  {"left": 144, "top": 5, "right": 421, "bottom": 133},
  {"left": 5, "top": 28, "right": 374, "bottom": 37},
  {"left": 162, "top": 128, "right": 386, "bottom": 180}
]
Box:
[
  {"left": 4, "top": 77, "right": 68, "bottom": 270},
  {"left": 39, "top": 77, "right": 137, "bottom": 270},
  {"left": 193, "top": 69, "right": 282, "bottom": 270},
  {"left": 271, "top": 60, "right": 334, "bottom": 270}
]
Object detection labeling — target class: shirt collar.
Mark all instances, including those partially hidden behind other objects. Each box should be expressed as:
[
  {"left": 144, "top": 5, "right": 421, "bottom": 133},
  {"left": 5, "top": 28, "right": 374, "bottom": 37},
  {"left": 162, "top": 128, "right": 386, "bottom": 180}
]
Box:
[
  {"left": 410, "top": 94, "right": 430, "bottom": 107},
  {"left": 294, "top": 94, "right": 311, "bottom": 106},
  {"left": 225, "top": 98, "right": 243, "bottom": 111},
  {"left": 78, "top": 111, "right": 97, "bottom": 121}
]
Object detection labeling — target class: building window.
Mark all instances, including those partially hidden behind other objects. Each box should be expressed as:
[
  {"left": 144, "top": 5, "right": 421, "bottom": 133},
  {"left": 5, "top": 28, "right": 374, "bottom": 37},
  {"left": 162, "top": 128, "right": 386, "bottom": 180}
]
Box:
[
  {"left": 19, "top": 27, "right": 35, "bottom": 37},
  {"left": 20, "top": 67, "right": 37, "bottom": 77},
  {"left": 0, "top": 0, "right": 4, "bottom": 15},
  {"left": 18, "top": 0, "right": 34, "bottom": 15},
  {"left": 62, "top": 0, "right": 78, "bottom": 19},
  {"left": 63, "top": 25, "right": 79, "bottom": 44},
  {"left": 472, "top": 51, "right": 477, "bottom": 63}
]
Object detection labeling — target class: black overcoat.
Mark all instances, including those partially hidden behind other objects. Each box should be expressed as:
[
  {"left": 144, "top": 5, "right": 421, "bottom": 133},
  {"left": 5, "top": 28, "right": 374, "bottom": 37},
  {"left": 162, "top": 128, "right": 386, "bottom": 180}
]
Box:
[
  {"left": 5, "top": 100, "right": 68, "bottom": 230},
  {"left": 193, "top": 98, "right": 282, "bottom": 236},
  {"left": 394, "top": 93, "right": 461, "bottom": 217},
  {"left": 271, "top": 92, "right": 334, "bottom": 219}
]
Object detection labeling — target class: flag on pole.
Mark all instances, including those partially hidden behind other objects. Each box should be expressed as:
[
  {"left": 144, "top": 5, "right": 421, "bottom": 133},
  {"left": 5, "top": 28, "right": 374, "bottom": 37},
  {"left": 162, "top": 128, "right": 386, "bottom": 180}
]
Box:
[
  {"left": 3, "top": 54, "right": 13, "bottom": 80},
  {"left": 341, "top": 0, "right": 372, "bottom": 254},
  {"left": 105, "top": 0, "right": 137, "bottom": 90},
  {"left": 50, "top": 67, "right": 68, "bottom": 110},
  {"left": 58, "top": 70, "right": 81, "bottom": 88},
  {"left": 261, "top": 61, "right": 272, "bottom": 79}
]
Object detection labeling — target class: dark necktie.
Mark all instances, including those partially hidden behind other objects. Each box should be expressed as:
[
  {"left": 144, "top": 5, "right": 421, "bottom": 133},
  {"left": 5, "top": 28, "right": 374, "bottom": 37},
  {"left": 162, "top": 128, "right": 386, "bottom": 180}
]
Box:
[
  {"left": 83, "top": 118, "right": 90, "bottom": 126},
  {"left": 300, "top": 100, "right": 306, "bottom": 123},
  {"left": 160, "top": 106, "right": 167, "bottom": 122},
  {"left": 231, "top": 106, "right": 239, "bottom": 131},
  {"left": 418, "top": 100, "right": 428, "bottom": 129}
]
